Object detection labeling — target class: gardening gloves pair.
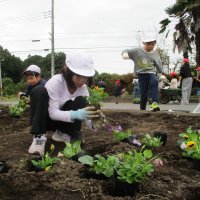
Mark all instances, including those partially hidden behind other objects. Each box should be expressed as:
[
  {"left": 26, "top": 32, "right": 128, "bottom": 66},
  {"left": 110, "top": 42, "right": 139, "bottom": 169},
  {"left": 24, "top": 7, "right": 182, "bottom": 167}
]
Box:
[{"left": 70, "top": 106, "right": 99, "bottom": 121}]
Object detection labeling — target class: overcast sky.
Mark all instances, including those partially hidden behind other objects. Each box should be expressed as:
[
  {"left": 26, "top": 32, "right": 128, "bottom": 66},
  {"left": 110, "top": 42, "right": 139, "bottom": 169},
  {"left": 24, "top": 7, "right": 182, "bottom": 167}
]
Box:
[{"left": 0, "top": 0, "right": 178, "bottom": 74}]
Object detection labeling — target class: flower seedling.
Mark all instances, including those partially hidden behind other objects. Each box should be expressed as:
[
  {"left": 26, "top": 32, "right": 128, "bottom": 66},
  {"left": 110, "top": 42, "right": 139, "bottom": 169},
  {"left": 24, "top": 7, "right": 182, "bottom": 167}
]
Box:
[
  {"left": 87, "top": 86, "right": 109, "bottom": 108},
  {"left": 116, "top": 148, "right": 157, "bottom": 184},
  {"left": 178, "top": 127, "right": 200, "bottom": 160},
  {"left": 112, "top": 129, "right": 133, "bottom": 142},
  {"left": 31, "top": 144, "right": 60, "bottom": 171},
  {"left": 63, "top": 140, "right": 82, "bottom": 159},
  {"left": 141, "top": 133, "right": 163, "bottom": 148},
  {"left": 78, "top": 154, "right": 120, "bottom": 178},
  {"left": 86, "top": 86, "right": 108, "bottom": 129}
]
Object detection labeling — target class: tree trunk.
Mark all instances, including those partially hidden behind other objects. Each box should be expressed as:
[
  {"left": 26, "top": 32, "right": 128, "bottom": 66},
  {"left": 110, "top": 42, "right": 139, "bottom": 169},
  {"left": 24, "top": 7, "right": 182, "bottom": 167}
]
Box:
[{"left": 195, "top": 29, "right": 200, "bottom": 66}]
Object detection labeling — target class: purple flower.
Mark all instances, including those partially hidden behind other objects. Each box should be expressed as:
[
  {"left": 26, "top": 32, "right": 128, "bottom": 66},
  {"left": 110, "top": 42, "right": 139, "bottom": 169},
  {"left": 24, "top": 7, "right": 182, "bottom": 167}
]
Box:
[
  {"left": 132, "top": 139, "right": 142, "bottom": 146},
  {"left": 198, "top": 129, "right": 200, "bottom": 134},
  {"left": 107, "top": 125, "right": 123, "bottom": 132}
]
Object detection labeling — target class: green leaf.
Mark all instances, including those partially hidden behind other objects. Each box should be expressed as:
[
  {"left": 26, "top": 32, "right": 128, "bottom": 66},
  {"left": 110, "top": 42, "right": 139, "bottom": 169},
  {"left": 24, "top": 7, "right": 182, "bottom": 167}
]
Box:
[{"left": 78, "top": 155, "right": 94, "bottom": 166}]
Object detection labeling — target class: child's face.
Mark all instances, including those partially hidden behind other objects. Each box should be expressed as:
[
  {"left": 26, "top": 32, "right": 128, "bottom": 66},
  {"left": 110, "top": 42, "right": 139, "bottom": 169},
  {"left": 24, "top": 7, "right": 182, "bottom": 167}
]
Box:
[
  {"left": 26, "top": 75, "right": 38, "bottom": 86},
  {"left": 143, "top": 41, "right": 156, "bottom": 52},
  {"left": 72, "top": 74, "right": 88, "bottom": 88}
]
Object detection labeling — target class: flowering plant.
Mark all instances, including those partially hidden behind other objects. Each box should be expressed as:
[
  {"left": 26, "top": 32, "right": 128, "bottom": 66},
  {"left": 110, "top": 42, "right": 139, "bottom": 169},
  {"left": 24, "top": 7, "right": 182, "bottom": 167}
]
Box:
[
  {"left": 112, "top": 128, "right": 133, "bottom": 142},
  {"left": 87, "top": 86, "right": 109, "bottom": 108},
  {"left": 141, "top": 133, "right": 163, "bottom": 148},
  {"left": 177, "top": 127, "right": 200, "bottom": 160},
  {"left": 31, "top": 144, "right": 60, "bottom": 171}
]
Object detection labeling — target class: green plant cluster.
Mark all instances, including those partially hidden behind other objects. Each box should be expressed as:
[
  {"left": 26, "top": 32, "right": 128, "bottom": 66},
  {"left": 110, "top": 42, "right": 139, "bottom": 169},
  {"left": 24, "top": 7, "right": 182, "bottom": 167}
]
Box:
[
  {"left": 78, "top": 148, "right": 157, "bottom": 184},
  {"left": 8, "top": 99, "right": 27, "bottom": 117},
  {"left": 178, "top": 127, "right": 200, "bottom": 160},
  {"left": 142, "top": 134, "right": 163, "bottom": 147},
  {"left": 113, "top": 129, "right": 132, "bottom": 141},
  {"left": 63, "top": 141, "right": 82, "bottom": 159},
  {"left": 87, "top": 86, "right": 109, "bottom": 107},
  {"left": 31, "top": 144, "right": 60, "bottom": 171}
]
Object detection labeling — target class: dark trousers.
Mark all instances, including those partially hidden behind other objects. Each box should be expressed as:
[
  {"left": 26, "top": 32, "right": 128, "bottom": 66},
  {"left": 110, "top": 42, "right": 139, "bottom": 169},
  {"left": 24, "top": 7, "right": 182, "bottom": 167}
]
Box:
[
  {"left": 138, "top": 73, "right": 159, "bottom": 110},
  {"left": 29, "top": 86, "right": 87, "bottom": 135}
]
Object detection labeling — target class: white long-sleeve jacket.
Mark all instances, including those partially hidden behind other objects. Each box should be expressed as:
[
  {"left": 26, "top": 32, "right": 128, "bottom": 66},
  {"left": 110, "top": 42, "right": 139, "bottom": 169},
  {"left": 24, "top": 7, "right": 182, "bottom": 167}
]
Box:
[{"left": 45, "top": 74, "right": 89, "bottom": 122}]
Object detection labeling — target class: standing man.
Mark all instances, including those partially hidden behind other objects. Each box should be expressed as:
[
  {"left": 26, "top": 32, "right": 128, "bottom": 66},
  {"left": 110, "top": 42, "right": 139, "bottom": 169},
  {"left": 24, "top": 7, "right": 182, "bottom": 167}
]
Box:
[
  {"left": 121, "top": 33, "right": 163, "bottom": 111},
  {"left": 178, "top": 58, "right": 193, "bottom": 105}
]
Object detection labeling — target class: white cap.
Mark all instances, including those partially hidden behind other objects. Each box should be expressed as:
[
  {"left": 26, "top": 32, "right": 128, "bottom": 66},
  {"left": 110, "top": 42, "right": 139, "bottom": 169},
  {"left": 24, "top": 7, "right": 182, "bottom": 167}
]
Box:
[
  {"left": 66, "top": 52, "right": 95, "bottom": 77},
  {"left": 142, "top": 33, "right": 157, "bottom": 43},
  {"left": 23, "top": 65, "right": 41, "bottom": 74}
]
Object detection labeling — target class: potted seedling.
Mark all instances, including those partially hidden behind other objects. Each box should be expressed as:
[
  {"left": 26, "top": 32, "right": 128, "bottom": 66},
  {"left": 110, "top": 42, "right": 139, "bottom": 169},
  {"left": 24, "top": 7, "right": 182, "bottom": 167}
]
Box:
[
  {"left": 30, "top": 144, "right": 60, "bottom": 172},
  {"left": 114, "top": 148, "right": 158, "bottom": 197},
  {"left": 86, "top": 86, "right": 108, "bottom": 129},
  {"left": 177, "top": 127, "right": 200, "bottom": 171},
  {"left": 62, "top": 140, "right": 87, "bottom": 162},
  {"left": 78, "top": 154, "right": 120, "bottom": 180},
  {"left": 141, "top": 133, "right": 163, "bottom": 148},
  {"left": 112, "top": 128, "right": 134, "bottom": 144},
  {"left": 154, "top": 131, "right": 167, "bottom": 145}
]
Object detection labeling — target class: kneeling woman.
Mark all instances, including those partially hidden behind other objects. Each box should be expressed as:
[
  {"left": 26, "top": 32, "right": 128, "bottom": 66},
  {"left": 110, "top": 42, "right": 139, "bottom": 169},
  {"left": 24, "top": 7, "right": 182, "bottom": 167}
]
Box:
[{"left": 28, "top": 52, "right": 99, "bottom": 156}]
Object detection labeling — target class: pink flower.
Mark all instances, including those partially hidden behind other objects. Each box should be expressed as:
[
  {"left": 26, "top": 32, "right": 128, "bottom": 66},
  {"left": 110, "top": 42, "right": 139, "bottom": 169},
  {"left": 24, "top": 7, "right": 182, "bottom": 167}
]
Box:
[{"left": 153, "top": 159, "right": 163, "bottom": 167}]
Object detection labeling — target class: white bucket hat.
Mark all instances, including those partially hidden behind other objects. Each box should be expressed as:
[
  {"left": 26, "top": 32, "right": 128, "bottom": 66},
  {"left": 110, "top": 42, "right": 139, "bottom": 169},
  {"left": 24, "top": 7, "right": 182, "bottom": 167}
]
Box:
[
  {"left": 142, "top": 33, "right": 157, "bottom": 43},
  {"left": 23, "top": 65, "right": 41, "bottom": 74},
  {"left": 66, "top": 52, "right": 95, "bottom": 77}
]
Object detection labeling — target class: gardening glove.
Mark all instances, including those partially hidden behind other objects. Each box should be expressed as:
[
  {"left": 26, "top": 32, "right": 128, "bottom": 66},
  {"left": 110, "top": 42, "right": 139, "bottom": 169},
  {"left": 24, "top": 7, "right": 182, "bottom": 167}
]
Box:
[
  {"left": 70, "top": 107, "right": 99, "bottom": 121},
  {"left": 20, "top": 95, "right": 30, "bottom": 104}
]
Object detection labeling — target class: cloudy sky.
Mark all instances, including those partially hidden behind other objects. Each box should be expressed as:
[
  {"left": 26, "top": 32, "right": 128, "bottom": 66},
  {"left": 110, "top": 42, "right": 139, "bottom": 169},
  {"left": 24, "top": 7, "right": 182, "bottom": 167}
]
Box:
[{"left": 0, "top": 0, "right": 178, "bottom": 74}]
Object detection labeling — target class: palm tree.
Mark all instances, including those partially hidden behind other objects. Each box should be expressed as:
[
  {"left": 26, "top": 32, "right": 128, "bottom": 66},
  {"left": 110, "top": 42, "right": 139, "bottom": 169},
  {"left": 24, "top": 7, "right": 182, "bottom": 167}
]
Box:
[{"left": 159, "top": 0, "right": 200, "bottom": 65}]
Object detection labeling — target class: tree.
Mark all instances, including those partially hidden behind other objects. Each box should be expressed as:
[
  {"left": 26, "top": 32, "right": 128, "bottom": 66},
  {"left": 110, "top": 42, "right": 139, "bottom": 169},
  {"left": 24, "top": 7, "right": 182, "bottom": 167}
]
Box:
[
  {"left": 0, "top": 48, "right": 23, "bottom": 83},
  {"left": 159, "top": 0, "right": 200, "bottom": 65}
]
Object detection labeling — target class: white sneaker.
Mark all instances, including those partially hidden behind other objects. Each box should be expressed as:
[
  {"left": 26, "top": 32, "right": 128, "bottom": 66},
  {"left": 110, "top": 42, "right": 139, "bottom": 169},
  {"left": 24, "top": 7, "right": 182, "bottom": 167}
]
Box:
[
  {"left": 28, "top": 134, "right": 47, "bottom": 156},
  {"left": 52, "top": 130, "right": 71, "bottom": 143}
]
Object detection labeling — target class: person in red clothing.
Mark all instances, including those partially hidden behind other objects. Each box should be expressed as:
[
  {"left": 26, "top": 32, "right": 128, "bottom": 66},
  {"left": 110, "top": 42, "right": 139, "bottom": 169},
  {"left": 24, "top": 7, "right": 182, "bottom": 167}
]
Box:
[{"left": 114, "top": 79, "right": 126, "bottom": 104}]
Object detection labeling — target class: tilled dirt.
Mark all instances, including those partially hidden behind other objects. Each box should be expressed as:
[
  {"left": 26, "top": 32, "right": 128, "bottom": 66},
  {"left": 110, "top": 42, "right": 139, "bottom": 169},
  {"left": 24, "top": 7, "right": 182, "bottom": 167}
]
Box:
[{"left": 0, "top": 106, "right": 200, "bottom": 200}]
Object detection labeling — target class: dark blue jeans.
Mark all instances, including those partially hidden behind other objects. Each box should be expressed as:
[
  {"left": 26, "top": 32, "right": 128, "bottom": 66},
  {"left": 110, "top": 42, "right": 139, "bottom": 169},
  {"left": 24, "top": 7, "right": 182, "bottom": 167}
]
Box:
[{"left": 138, "top": 73, "right": 159, "bottom": 110}]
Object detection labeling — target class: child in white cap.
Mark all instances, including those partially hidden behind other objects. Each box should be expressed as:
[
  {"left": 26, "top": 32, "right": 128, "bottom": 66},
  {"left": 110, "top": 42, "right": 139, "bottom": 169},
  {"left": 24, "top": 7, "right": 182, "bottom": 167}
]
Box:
[
  {"left": 121, "top": 33, "right": 163, "bottom": 111},
  {"left": 28, "top": 52, "right": 99, "bottom": 156},
  {"left": 18, "top": 65, "right": 46, "bottom": 100}
]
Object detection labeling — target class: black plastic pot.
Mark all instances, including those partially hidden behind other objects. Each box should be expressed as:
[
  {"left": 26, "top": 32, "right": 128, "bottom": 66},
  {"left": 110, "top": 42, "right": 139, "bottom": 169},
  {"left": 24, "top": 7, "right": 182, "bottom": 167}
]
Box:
[
  {"left": 113, "top": 179, "right": 139, "bottom": 197},
  {"left": 26, "top": 157, "right": 44, "bottom": 173},
  {"left": 71, "top": 151, "right": 88, "bottom": 162},
  {"left": 0, "top": 161, "right": 9, "bottom": 174},
  {"left": 154, "top": 131, "right": 167, "bottom": 145}
]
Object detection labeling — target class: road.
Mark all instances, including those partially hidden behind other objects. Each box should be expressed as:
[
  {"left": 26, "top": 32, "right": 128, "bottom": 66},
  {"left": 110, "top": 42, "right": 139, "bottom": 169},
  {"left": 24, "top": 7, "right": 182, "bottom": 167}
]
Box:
[
  {"left": 0, "top": 100, "right": 200, "bottom": 114},
  {"left": 102, "top": 102, "right": 200, "bottom": 114}
]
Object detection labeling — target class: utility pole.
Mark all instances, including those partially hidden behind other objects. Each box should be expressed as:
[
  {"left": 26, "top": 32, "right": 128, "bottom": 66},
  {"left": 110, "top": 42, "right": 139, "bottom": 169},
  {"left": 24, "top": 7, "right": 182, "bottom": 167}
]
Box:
[
  {"left": 0, "top": 46, "right": 3, "bottom": 96},
  {"left": 51, "top": 0, "right": 55, "bottom": 77}
]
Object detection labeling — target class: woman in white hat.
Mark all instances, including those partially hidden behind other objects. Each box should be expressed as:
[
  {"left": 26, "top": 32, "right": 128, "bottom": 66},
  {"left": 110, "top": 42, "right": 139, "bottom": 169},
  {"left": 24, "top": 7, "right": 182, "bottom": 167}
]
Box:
[{"left": 28, "top": 52, "right": 99, "bottom": 156}]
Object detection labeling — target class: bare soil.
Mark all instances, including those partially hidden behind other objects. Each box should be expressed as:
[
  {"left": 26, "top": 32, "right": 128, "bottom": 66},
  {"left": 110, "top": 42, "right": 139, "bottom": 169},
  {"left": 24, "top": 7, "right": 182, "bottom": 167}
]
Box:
[{"left": 0, "top": 106, "right": 200, "bottom": 200}]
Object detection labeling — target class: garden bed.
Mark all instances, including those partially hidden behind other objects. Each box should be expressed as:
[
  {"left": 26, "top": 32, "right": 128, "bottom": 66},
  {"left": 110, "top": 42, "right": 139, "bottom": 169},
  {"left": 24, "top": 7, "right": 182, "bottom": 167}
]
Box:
[{"left": 0, "top": 106, "right": 200, "bottom": 200}]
